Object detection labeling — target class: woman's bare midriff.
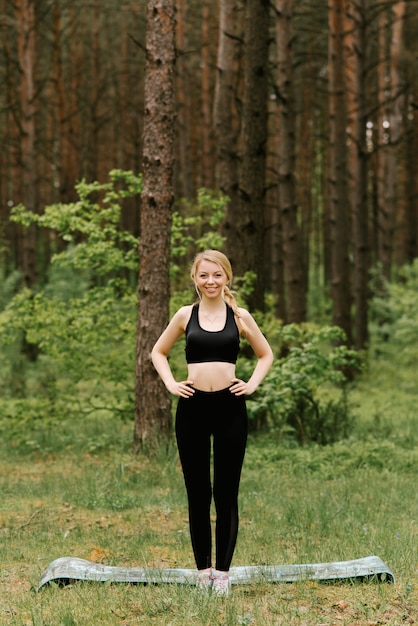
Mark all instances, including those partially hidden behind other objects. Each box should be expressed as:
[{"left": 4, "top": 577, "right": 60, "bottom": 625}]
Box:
[{"left": 187, "top": 362, "right": 236, "bottom": 392}]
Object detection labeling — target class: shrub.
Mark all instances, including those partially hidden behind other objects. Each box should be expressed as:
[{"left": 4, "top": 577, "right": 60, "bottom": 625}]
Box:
[
  {"left": 0, "top": 176, "right": 229, "bottom": 424},
  {"left": 238, "top": 322, "right": 360, "bottom": 445},
  {"left": 0, "top": 171, "right": 141, "bottom": 421},
  {"left": 369, "top": 260, "right": 418, "bottom": 365}
]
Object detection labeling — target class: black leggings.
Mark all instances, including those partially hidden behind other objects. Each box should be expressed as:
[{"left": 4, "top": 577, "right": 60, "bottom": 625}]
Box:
[{"left": 175, "top": 387, "right": 248, "bottom": 571}]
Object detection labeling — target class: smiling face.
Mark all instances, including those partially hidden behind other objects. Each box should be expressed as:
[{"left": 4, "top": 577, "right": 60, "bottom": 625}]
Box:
[{"left": 194, "top": 259, "right": 228, "bottom": 300}]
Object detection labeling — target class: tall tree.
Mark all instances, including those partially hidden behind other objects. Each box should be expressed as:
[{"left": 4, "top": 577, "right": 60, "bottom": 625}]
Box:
[
  {"left": 16, "top": 0, "right": 37, "bottom": 286},
  {"left": 297, "top": 32, "right": 315, "bottom": 314},
  {"left": 401, "top": 3, "right": 418, "bottom": 263},
  {"left": 328, "top": 0, "right": 352, "bottom": 343},
  {"left": 134, "top": 0, "right": 176, "bottom": 449},
  {"left": 375, "top": 2, "right": 406, "bottom": 279},
  {"left": 200, "top": 0, "right": 215, "bottom": 190},
  {"left": 385, "top": 1, "right": 406, "bottom": 271},
  {"left": 265, "top": 91, "right": 286, "bottom": 320},
  {"left": 214, "top": 0, "right": 241, "bottom": 241},
  {"left": 236, "top": 0, "right": 270, "bottom": 310},
  {"left": 175, "top": 0, "right": 194, "bottom": 199},
  {"left": 275, "top": 0, "right": 306, "bottom": 323},
  {"left": 1, "top": 1, "right": 18, "bottom": 272},
  {"left": 345, "top": 0, "right": 369, "bottom": 349}
]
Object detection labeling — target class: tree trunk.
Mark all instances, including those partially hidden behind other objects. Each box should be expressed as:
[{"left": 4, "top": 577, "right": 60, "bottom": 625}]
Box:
[
  {"left": 134, "top": 0, "right": 176, "bottom": 450},
  {"left": 66, "top": 3, "right": 83, "bottom": 200},
  {"left": 402, "top": 97, "right": 418, "bottom": 263},
  {"left": 401, "top": 3, "right": 418, "bottom": 262},
  {"left": 275, "top": 0, "right": 306, "bottom": 323},
  {"left": 328, "top": 0, "right": 352, "bottom": 343},
  {"left": 89, "top": 0, "right": 101, "bottom": 182},
  {"left": 386, "top": 1, "right": 406, "bottom": 268},
  {"left": 2, "top": 6, "right": 18, "bottom": 272},
  {"left": 16, "top": 0, "right": 37, "bottom": 287},
  {"left": 214, "top": 0, "right": 241, "bottom": 239},
  {"left": 345, "top": 0, "right": 369, "bottom": 350},
  {"left": 175, "top": 0, "right": 194, "bottom": 199},
  {"left": 298, "top": 40, "right": 315, "bottom": 312},
  {"left": 200, "top": 0, "right": 215, "bottom": 190},
  {"left": 236, "top": 0, "right": 270, "bottom": 310},
  {"left": 265, "top": 83, "right": 286, "bottom": 320},
  {"left": 376, "top": 6, "right": 391, "bottom": 279}
]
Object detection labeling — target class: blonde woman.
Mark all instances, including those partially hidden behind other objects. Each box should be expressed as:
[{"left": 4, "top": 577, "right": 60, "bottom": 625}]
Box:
[{"left": 151, "top": 250, "right": 273, "bottom": 595}]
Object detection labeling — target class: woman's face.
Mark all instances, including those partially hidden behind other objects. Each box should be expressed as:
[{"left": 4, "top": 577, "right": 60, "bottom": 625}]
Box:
[{"left": 194, "top": 260, "right": 228, "bottom": 300}]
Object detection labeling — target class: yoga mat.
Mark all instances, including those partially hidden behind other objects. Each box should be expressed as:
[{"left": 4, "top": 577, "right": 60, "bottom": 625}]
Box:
[{"left": 38, "top": 554, "right": 394, "bottom": 590}]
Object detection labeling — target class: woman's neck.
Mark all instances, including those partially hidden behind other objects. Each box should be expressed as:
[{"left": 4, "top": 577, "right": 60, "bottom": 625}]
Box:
[{"left": 199, "top": 297, "right": 225, "bottom": 311}]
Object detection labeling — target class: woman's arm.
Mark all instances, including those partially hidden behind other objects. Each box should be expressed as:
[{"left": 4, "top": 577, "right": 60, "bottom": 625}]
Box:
[
  {"left": 151, "top": 306, "right": 195, "bottom": 398},
  {"left": 230, "top": 309, "right": 274, "bottom": 396}
]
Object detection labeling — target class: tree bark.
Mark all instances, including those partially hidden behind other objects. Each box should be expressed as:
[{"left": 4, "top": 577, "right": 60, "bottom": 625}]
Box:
[
  {"left": 402, "top": 81, "right": 418, "bottom": 260},
  {"left": 401, "top": 3, "right": 418, "bottom": 262},
  {"left": 376, "top": 2, "right": 406, "bottom": 279},
  {"left": 298, "top": 39, "right": 315, "bottom": 313},
  {"left": 175, "top": 0, "right": 194, "bottom": 199},
  {"left": 265, "top": 81, "right": 286, "bottom": 320},
  {"left": 328, "top": 0, "right": 352, "bottom": 343},
  {"left": 386, "top": 2, "right": 406, "bottom": 269},
  {"left": 214, "top": 0, "right": 241, "bottom": 236},
  {"left": 345, "top": 0, "right": 369, "bottom": 349},
  {"left": 275, "top": 0, "right": 306, "bottom": 323},
  {"left": 236, "top": 0, "right": 270, "bottom": 310},
  {"left": 134, "top": 0, "right": 176, "bottom": 450},
  {"left": 200, "top": 0, "right": 215, "bottom": 190},
  {"left": 16, "top": 0, "right": 37, "bottom": 287}
]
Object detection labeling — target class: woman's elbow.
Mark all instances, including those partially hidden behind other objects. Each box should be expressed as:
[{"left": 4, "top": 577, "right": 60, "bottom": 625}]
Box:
[
  {"left": 150, "top": 345, "right": 160, "bottom": 366},
  {"left": 151, "top": 345, "right": 168, "bottom": 365},
  {"left": 265, "top": 347, "right": 274, "bottom": 368}
]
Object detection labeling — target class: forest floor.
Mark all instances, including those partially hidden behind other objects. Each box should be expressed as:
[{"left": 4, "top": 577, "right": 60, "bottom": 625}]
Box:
[{"left": 0, "top": 347, "right": 417, "bottom": 625}]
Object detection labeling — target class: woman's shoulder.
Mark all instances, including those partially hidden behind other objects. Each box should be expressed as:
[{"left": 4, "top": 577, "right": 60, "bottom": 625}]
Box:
[
  {"left": 172, "top": 304, "right": 194, "bottom": 328},
  {"left": 236, "top": 306, "right": 251, "bottom": 320},
  {"left": 236, "top": 307, "right": 259, "bottom": 331}
]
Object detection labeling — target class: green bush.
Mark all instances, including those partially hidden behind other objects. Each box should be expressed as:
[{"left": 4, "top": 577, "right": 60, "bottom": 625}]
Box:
[
  {"left": 369, "top": 260, "right": 418, "bottom": 365},
  {"left": 239, "top": 322, "right": 360, "bottom": 444},
  {"left": 0, "top": 175, "right": 229, "bottom": 426},
  {"left": 1, "top": 171, "right": 141, "bottom": 421},
  {"left": 10, "top": 169, "right": 141, "bottom": 278}
]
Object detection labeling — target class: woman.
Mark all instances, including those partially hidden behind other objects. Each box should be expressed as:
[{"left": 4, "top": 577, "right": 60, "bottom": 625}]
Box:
[{"left": 151, "top": 250, "right": 273, "bottom": 595}]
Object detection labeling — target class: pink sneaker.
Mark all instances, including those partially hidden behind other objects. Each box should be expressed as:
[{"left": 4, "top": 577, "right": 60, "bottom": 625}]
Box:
[
  {"left": 196, "top": 571, "right": 213, "bottom": 591},
  {"left": 212, "top": 571, "right": 230, "bottom": 596}
]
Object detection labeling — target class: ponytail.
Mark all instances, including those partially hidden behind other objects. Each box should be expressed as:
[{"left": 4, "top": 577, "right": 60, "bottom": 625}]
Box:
[{"left": 223, "top": 285, "right": 250, "bottom": 337}]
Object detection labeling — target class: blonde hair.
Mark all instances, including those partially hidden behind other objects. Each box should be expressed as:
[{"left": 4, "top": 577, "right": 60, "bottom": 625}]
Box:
[{"left": 190, "top": 249, "right": 249, "bottom": 336}]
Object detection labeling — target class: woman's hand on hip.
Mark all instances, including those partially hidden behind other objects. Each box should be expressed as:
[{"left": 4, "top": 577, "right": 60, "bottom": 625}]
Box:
[
  {"left": 229, "top": 378, "right": 253, "bottom": 396},
  {"left": 167, "top": 380, "right": 195, "bottom": 398}
]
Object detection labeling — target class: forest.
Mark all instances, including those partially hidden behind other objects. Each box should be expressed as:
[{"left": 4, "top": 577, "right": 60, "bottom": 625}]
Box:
[
  {"left": 0, "top": 0, "right": 418, "bottom": 438},
  {"left": 1, "top": 2, "right": 418, "bottom": 624}
]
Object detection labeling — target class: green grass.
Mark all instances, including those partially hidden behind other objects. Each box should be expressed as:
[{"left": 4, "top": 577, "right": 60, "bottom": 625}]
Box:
[{"left": 0, "top": 349, "right": 417, "bottom": 625}]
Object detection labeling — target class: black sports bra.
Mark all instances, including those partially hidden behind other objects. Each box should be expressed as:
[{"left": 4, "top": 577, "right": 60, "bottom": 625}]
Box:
[{"left": 185, "top": 303, "right": 240, "bottom": 364}]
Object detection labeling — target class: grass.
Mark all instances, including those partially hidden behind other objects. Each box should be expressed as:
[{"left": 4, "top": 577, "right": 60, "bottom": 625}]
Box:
[{"left": 0, "top": 348, "right": 417, "bottom": 625}]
